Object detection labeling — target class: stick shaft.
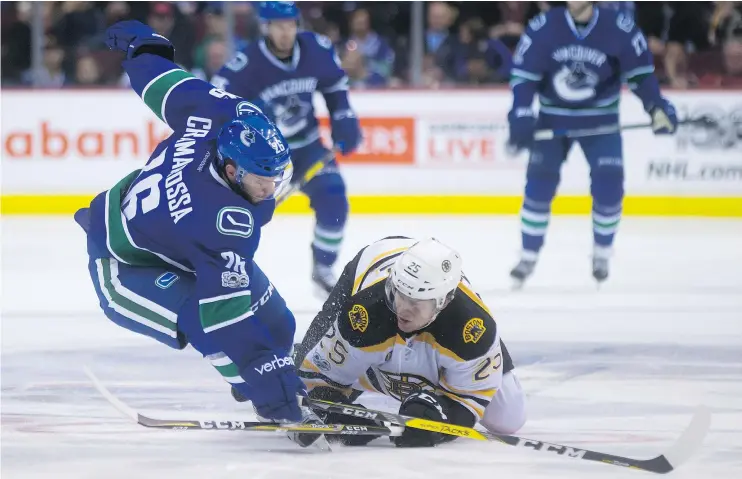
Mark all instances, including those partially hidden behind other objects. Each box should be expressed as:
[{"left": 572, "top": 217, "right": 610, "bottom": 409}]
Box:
[{"left": 304, "top": 397, "right": 710, "bottom": 474}]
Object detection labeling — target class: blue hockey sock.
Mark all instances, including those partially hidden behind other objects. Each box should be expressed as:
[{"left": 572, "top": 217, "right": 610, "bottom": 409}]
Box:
[
  {"left": 520, "top": 197, "right": 552, "bottom": 255},
  {"left": 312, "top": 224, "right": 344, "bottom": 266},
  {"left": 592, "top": 202, "right": 622, "bottom": 248}
]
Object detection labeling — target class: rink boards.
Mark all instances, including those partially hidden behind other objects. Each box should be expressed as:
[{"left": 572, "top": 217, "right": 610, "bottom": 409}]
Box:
[{"left": 2, "top": 88, "right": 741, "bottom": 216}]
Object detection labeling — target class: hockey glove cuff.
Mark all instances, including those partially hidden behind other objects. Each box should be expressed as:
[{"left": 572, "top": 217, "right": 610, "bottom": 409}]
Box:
[
  {"left": 649, "top": 99, "right": 678, "bottom": 135},
  {"left": 330, "top": 110, "right": 362, "bottom": 155},
  {"left": 105, "top": 20, "right": 175, "bottom": 61},
  {"left": 393, "top": 392, "right": 452, "bottom": 448},
  {"left": 241, "top": 352, "right": 305, "bottom": 423}
]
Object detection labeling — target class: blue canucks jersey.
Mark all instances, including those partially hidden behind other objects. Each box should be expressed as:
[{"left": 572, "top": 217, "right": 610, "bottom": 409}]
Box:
[
  {"left": 211, "top": 32, "right": 350, "bottom": 150},
  {"left": 511, "top": 7, "right": 664, "bottom": 127},
  {"left": 86, "top": 53, "right": 280, "bottom": 347}
]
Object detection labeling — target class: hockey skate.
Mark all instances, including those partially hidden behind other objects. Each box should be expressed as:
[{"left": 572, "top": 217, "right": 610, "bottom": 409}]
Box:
[
  {"left": 592, "top": 245, "right": 611, "bottom": 285},
  {"left": 592, "top": 256, "right": 609, "bottom": 284},
  {"left": 312, "top": 263, "right": 337, "bottom": 300},
  {"left": 509, "top": 259, "right": 536, "bottom": 289}
]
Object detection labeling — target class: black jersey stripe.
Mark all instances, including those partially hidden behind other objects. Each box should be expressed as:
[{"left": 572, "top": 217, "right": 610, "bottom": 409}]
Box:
[{"left": 356, "top": 251, "right": 405, "bottom": 294}]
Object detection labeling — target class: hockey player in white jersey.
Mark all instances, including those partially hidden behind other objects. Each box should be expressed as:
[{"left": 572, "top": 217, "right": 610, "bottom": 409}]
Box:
[{"left": 292, "top": 236, "right": 527, "bottom": 447}]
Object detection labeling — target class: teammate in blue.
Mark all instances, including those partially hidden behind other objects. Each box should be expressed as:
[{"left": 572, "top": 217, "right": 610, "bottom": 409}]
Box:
[
  {"left": 74, "top": 20, "right": 323, "bottom": 447},
  {"left": 507, "top": 1, "right": 678, "bottom": 286},
  {"left": 211, "top": 2, "right": 362, "bottom": 298}
]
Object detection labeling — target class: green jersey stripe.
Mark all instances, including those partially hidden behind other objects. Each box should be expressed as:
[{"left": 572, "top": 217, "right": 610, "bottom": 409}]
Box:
[
  {"left": 105, "top": 170, "right": 164, "bottom": 266},
  {"left": 207, "top": 353, "right": 245, "bottom": 384},
  {"left": 96, "top": 259, "right": 177, "bottom": 335},
  {"left": 200, "top": 291, "right": 253, "bottom": 333},
  {"left": 141, "top": 69, "right": 196, "bottom": 123}
]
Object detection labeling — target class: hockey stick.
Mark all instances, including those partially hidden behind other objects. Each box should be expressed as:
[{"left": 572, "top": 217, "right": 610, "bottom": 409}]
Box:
[
  {"left": 83, "top": 367, "right": 403, "bottom": 437},
  {"left": 534, "top": 116, "right": 716, "bottom": 141},
  {"left": 304, "top": 397, "right": 711, "bottom": 474},
  {"left": 276, "top": 148, "right": 337, "bottom": 205}
]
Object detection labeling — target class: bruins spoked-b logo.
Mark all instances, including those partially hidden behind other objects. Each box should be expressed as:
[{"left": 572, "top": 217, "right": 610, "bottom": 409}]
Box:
[
  {"left": 463, "top": 318, "right": 486, "bottom": 344},
  {"left": 348, "top": 304, "right": 369, "bottom": 333},
  {"left": 441, "top": 260, "right": 451, "bottom": 273}
]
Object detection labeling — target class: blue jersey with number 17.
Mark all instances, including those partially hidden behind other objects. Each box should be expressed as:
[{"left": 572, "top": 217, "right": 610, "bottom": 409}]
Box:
[
  {"left": 510, "top": 7, "right": 665, "bottom": 127},
  {"left": 85, "top": 52, "right": 282, "bottom": 343}
]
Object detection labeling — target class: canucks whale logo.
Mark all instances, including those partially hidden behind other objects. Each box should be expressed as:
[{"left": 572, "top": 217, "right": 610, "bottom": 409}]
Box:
[
  {"left": 553, "top": 62, "right": 599, "bottom": 102},
  {"left": 271, "top": 95, "right": 312, "bottom": 138}
]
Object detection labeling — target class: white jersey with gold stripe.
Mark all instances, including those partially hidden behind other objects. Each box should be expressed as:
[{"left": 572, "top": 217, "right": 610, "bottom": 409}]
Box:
[{"left": 299, "top": 236, "right": 504, "bottom": 424}]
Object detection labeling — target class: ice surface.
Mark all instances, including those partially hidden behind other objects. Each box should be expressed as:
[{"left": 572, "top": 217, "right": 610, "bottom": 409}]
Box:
[{"left": 2, "top": 215, "right": 741, "bottom": 479}]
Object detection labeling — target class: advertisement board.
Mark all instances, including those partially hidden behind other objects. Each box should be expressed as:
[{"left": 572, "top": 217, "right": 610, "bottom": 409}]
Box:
[{"left": 1, "top": 89, "right": 740, "bottom": 216}]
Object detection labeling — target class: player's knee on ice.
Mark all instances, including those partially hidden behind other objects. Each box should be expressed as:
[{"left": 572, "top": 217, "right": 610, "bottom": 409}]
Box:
[{"left": 480, "top": 371, "right": 527, "bottom": 434}]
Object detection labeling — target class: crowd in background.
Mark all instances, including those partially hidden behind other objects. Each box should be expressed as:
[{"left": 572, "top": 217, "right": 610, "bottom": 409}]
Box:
[{"left": 2, "top": 1, "right": 742, "bottom": 89}]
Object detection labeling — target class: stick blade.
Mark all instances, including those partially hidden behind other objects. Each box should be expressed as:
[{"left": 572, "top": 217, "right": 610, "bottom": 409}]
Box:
[
  {"left": 83, "top": 366, "right": 140, "bottom": 423},
  {"left": 639, "top": 405, "right": 712, "bottom": 474}
]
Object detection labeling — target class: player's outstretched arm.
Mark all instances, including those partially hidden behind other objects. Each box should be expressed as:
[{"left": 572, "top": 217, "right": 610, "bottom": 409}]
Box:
[
  {"left": 294, "top": 250, "right": 362, "bottom": 365},
  {"left": 186, "top": 229, "right": 305, "bottom": 423},
  {"left": 298, "top": 316, "right": 375, "bottom": 398},
  {"left": 105, "top": 20, "right": 246, "bottom": 133},
  {"left": 298, "top": 317, "right": 387, "bottom": 447}
]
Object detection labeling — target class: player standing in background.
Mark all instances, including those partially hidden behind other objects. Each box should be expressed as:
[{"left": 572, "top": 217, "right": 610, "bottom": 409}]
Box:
[
  {"left": 288, "top": 237, "right": 526, "bottom": 448},
  {"left": 507, "top": 1, "right": 679, "bottom": 286},
  {"left": 75, "top": 20, "right": 325, "bottom": 448},
  {"left": 212, "top": 2, "right": 362, "bottom": 298}
]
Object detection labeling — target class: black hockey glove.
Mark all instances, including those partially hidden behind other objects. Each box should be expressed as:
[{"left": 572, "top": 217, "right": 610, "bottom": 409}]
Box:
[
  {"left": 309, "top": 386, "right": 379, "bottom": 447},
  {"left": 393, "top": 392, "right": 453, "bottom": 448}
]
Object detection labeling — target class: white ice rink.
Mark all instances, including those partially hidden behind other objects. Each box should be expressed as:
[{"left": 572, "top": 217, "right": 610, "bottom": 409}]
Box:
[{"left": 2, "top": 214, "right": 741, "bottom": 479}]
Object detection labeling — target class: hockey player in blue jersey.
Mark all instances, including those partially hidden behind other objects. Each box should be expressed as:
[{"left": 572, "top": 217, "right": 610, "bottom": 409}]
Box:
[
  {"left": 74, "top": 20, "right": 324, "bottom": 447},
  {"left": 507, "top": 1, "right": 678, "bottom": 285},
  {"left": 211, "top": 2, "right": 362, "bottom": 298}
]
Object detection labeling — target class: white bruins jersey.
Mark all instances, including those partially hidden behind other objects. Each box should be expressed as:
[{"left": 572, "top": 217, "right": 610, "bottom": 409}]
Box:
[{"left": 300, "top": 236, "right": 504, "bottom": 422}]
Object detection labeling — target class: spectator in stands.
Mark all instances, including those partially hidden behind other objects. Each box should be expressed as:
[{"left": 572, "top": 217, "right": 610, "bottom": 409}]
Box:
[
  {"left": 71, "top": 54, "right": 104, "bottom": 86},
  {"left": 698, "top": 3, "right": 742, "bottom": 88},
  {"left": 709, "top": 2, "right": 742, "bottom": 47},
  {"left": 722, "top": 37, "right": 742, "bottom": 85},
  {"left": 425, "top": 2, "right": 458, "bottom": 78},
  {"left": 193, "top": 3, "right": 248, "bottom": 72},
  {"left": 634, "top": 1, "right": 668, "bottom": 60},
  {"left": 231, "top": 1, "right": 260, "bottom": 44},
  {"left": 51, "top": 1, "right": 103, "bottom": 50},
  {"left": 103, "top": 2, "right": 130, "bottom": 28},
  {"left": 147, "top": 2, "right": 195, "bottom": 69},
  {"left": 420, "top": 53, "right": 446, "bottom": 89},
  {"left": 489, "top": 2, "right": 528, "bottom": 50},
  {"left": 451, "top": 17, "right": 511, "bottom": 84},
  {"left": 193, "top": 40, "right": 228, "bottom": 83},
  {"left": 21, "top": 35, "right": 66, "bottom": 87},
  {"left": 663, "top": 3, "right": 715, "bottom": 88},
  {"left": 1, "top": 2, "right": 31, "bottom": 85},
  {"left": 426, "top": 2, "right": 455, "bottom": 54},
  {"left": 341, "top": 42, "right": 387, "bottom": 89},
  {"left": 347, "top": 8, "right": 395, "bottom": 85}
]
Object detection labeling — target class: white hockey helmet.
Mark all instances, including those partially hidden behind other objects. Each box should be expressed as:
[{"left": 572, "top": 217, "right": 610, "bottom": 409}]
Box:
[{"left": 385, "top": 238, "right": 463, "bottom": 329}]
